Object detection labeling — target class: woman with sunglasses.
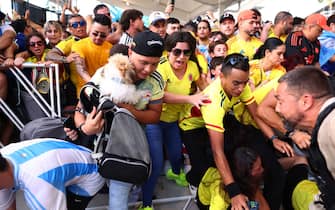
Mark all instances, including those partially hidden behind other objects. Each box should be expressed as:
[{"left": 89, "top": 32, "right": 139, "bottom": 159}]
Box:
[
  {"left": 249, "top": 37, "right": 286, "bottom": 90},
  {"left": 14, "top": 32, "right": 50, "bottom": 66},
  {"left": 14, "top": 32, "right": 53, "bottom": 94},
  {"left": 140, "top": 31, "right": 208, "bottom": 210},
  {"left": 44, "top": 20, "right": 63, "bottom": 49}
]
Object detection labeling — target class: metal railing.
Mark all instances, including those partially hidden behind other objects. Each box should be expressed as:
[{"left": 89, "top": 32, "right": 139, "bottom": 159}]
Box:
[{"left": 0, "top": 63, "right": 62, "bottom": 131}]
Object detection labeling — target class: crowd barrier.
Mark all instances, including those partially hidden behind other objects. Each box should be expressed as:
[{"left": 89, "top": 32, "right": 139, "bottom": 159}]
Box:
[{"left": 0, "top": 63, "right": 61, "bottom": 131}]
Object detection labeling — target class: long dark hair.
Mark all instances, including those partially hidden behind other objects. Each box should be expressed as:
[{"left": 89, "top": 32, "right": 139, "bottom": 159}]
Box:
[
  {"left": 26, "top": 32, "right": 47, "bottom": 55},
  {"left": 0, "top": 153, "right": 8, "bottom": 172},
  {"left": 231, "top": 147, "right": 261, "bottom": 199},
  {"left": 165, "top": 31, "right": 203, "bottom": 73},
  {"left": 253, "top": 37, "right": 284, "bottom": 59}
]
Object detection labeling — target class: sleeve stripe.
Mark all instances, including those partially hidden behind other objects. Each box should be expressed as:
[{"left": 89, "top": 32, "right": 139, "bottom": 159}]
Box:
[
  {"left": 243, "top": 96, "right": 255, "bottom": 105},
  {"left": 151, "top": 71, "right": 164, "bottom": 90},
  {"left": 205, "top": 123, "right": 224, "bottom": 132}
]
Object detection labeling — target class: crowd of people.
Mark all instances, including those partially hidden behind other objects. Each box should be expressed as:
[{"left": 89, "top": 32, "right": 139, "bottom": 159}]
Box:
[{"left": 0, "top": 1, "right": 335, "bottom": 210}]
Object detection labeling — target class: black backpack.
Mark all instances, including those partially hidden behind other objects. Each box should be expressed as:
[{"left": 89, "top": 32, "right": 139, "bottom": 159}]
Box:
[
  {"left": 308, "top": 101, "right": 335, "bottom": 209},
  {"left": 80, "top": 83, "right": 151, "bottom": 185}
]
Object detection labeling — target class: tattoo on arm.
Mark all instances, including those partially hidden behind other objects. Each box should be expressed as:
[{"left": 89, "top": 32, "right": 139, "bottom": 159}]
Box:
[
  {"left": 75, "top": 57, "right": 91, "bottom": 82},
  {"left": 45, "top": 48, "right": 65, "bottom": 62}
]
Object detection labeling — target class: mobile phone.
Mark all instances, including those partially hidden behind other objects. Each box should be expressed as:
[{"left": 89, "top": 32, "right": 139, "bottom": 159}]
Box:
[
  {"left": 248, "top": 201, "right": 259, "bottom": 210},
  {"left": 63, "top": 117, "right": 76, "bottom": 130}
]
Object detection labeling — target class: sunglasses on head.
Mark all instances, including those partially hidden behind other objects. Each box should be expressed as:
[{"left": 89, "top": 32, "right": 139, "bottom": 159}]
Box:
[
  {"left": 29, "top": 41, "right": 44, "bottom": 47},
  {"left": 70, "top": 20, "right": 86, "bottom": 28},
  {"left": 92, "top": 31, "right": 107, "bottom": 38},
  {"left": 171, "top": 48, "right": 192, "bottom": 57},
  {"left": 224, "top": 56, "right": 249, "bottom": 66}
]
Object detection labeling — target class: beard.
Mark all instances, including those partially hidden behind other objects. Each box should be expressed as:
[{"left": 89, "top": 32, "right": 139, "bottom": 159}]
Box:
[
  {"left": 246, "top": 29, "right": 256, "bottom": 37},
  {"left": 282, "top": 111, "right": 305, "bottom": 130}
]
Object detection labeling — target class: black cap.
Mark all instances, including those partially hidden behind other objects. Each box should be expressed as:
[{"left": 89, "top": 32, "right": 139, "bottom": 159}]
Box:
[
  {"left": 131, "top": 30, "right": 164, "bottom": 57},
  {"left": 220, "top": 13, "right": 235, "bottom": 23},
  {"left": 0, "top": 11, "right": 5, "bottom": 21}
]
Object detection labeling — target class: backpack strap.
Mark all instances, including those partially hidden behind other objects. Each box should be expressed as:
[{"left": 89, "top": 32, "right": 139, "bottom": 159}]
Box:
[{"left": 308, "top": 101, "right": 335, "bottom": 209}]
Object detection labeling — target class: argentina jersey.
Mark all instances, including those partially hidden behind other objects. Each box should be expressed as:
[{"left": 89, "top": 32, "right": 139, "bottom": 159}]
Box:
[{"left": 0, "top": 138, "right": 105, "bottom": 210}]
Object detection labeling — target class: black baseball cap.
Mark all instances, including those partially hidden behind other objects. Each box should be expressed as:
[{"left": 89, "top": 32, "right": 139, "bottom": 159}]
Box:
[
  {"left": 132, "top": 30, "right": 164, "bottom": 57},
  {"left": 0, "top": 11, "right": 5, "bottom": 21},
  {"left": 220, "top": 13, "right": 235, "bottom": 23}
]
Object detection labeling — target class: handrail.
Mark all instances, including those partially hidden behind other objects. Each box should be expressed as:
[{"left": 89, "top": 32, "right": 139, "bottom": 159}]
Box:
[
  {"left": 9, "top": 63, "right": 61, "bottom": 118},
  {"left": 0, "top": 98, "right": 24, "bottom": 131},
  {"left": 10, "top": 66, "right": 52, "bottom": 118}
]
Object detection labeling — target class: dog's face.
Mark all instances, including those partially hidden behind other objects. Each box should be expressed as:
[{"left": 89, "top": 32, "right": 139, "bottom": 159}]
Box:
[{"left": 102, "top": 53, "right": 135, "bottom": 84}]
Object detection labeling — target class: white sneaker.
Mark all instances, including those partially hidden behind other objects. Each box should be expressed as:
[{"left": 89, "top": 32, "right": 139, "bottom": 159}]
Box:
[{"left": 188, "top": 184, "right": 197, "bottom": 197}]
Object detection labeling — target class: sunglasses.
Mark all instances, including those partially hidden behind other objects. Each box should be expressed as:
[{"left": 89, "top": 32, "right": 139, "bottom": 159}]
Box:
[
  {"left": 92, "top": 31, "right": 107, "bottom": 38},
  {"left": 29, "top": 41, "right": 44, "bottom": 47},
  {"left": 70, "top": 20, "right": 86, "bottom": 28},
  {"left": 171, "top": 48, "right": 192, "bottom": 57},
  {"left": 224, "top": 56, "right": 249, "bottom": 66}
]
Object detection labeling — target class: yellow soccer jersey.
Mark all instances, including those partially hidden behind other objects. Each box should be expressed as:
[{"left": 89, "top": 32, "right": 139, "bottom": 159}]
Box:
[
  {"left": 56, "top": 36, "right": 78, "bottom": 55},
  {"left": 198, "top": 167, "right": 231, "bottom": 209},
  {"left": 55, "top": 36, "right": 80, "bottom": 86},
  {"left": 158, "top": 58, "right": 201, "bottom": 122},
  {"left": 71, "top": 37, "right": 112, "bottom": 95},
  {"left": 226, "top": 35, "right": 263, "bottom": 60},
  {"left": 26, "top": 49, "right": 50, "bottom": 63},
  {"left": 196, "top": 52, "right": 209, "bottom": 74},
  {"left": 234, "top": 78, "right": 279, "bottom": 127},
  {"left": 179, "top": 78, "right": 255, "bottom": 132},
  {"left": 249, "top": 59, "right": 286, "bottom": 88},
  {"left": 268, "top": 28, "right": 287, "bottom": 43}
]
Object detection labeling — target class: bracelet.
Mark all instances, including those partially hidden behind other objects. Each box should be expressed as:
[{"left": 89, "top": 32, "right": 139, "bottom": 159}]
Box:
[
  {"left": 269, "top": 135, "right": 278, "bottom": 142},
  {"left": 225, "top": 182, "right": 241, "bottom": 198},
  {"left": 285, "top": 130, "right": 295, "bottom": 138},
  {"left": 61, "top": 56, "right": 68, "bottom": 63},
  {"left": 77, "top": 123, "right": 87, "bottom": 135}
]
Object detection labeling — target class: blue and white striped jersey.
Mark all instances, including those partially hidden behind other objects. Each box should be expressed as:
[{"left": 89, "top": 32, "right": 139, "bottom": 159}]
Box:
[{"left": 0, "top": 138, "right": 105, "bottom": 210}]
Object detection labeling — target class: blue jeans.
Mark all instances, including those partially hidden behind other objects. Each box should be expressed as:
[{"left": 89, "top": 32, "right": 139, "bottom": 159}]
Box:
[
  {"left": 142, "top": 121, "right": 183, "bottom": 206},
  {"left": 108, "top": 179, "right": 132, "bottom": 210}
]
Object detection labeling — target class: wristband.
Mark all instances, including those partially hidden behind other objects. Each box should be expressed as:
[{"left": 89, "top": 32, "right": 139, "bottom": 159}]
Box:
[
  {"left": 77, "top": 123, "right": 87, "bottom": 136},
  {"left": 285, "top": 130, "right": 294, "bottom": 138},
  {"left": 61, "top": 56, "right": 68, "bottom": 63},
  {"left": 269, "top": 135, "right": 278, "bottom": 142},
  {"left": 225, "top": 182, "right": 241, "bottom": 198}
]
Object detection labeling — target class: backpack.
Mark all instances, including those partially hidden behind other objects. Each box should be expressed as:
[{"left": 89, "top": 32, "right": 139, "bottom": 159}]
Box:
[
  {"left": 20, "top": 117, "right": 67, "bottom": 141},
  {"left": 308, "top": 101, "right": 335, "bottom": 209},
  {"left": 80, "top": 83, "right": 151, "bottom": 185}
]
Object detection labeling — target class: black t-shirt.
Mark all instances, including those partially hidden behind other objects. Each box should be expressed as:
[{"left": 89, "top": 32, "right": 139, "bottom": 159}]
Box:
[{"left": 285, "top": 31, "right": 320, "bottom": 69}]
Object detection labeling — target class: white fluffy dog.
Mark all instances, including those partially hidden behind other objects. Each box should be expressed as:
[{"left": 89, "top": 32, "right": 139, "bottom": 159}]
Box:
[{"left": 98, "top": 53, "right": 143, "bottom": 104}]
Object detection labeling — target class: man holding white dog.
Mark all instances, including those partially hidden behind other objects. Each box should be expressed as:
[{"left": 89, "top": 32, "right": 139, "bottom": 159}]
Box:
[{"left": 65, "top": 30, "right": 165, "bottom": 210}]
